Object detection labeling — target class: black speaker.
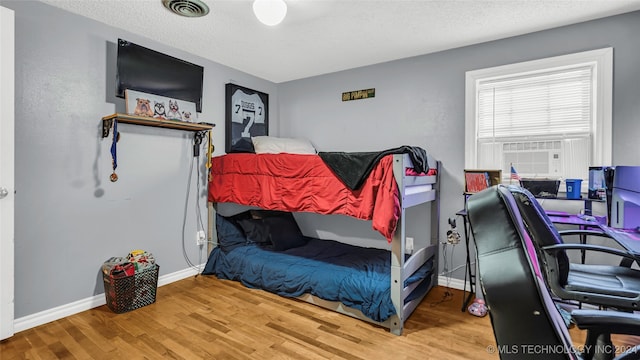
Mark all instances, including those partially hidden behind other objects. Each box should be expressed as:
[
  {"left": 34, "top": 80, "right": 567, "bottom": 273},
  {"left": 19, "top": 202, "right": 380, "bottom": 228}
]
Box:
[{"left": 604, "top": 166, "right": 615, "bottom": 226}]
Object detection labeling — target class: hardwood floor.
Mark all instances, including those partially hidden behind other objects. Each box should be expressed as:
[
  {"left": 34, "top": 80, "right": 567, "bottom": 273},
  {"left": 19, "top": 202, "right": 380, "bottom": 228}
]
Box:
[{"left": 0, "top": 276, "right": 637, "bottom": 359}]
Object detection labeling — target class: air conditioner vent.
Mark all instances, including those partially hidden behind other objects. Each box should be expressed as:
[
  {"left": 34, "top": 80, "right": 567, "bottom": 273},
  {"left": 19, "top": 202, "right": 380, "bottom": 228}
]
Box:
[{"left": 162, "top": 0, "right": 210, "bottom": 18}]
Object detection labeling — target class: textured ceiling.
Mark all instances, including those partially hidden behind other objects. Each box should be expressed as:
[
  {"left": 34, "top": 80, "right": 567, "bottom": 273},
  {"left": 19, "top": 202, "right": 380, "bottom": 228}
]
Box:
[{"left": 40, "top": 0, "right": 640, "bottom": 83}]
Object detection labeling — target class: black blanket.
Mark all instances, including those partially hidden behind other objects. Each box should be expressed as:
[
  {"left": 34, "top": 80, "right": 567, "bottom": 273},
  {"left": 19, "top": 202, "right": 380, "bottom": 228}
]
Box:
[{"left": 318, "top": 146, "right": 430, "bottom": 190}]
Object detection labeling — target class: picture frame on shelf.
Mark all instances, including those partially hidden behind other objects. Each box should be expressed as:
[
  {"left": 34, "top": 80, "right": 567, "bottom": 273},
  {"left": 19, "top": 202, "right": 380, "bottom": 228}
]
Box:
[
  {"left": 463, "top": 169, "right": 502, "bottom": 194},
  {"left": 225, "top": 83, "right": 269, "bottom": 153},
  {"left": 464, "top": 171, "right": 490, "bottom": 193},
  {"left": 124, "top": 89, "right": 197, "bottom": 122}
]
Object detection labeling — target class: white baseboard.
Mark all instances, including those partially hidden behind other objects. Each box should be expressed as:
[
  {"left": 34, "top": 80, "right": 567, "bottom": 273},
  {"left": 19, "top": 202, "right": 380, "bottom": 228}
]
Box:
[
  {"left": 437, "top": 275, "right": 469, "bottom": 292},
  {"left": 13, "top": 266, "right": 203, "bottom": 333}
]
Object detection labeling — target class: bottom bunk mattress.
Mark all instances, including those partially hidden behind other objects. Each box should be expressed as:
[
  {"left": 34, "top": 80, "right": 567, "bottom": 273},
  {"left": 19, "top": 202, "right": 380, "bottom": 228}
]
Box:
[{"left": 202, "top": 237, "right": 434, "bottom": 323}]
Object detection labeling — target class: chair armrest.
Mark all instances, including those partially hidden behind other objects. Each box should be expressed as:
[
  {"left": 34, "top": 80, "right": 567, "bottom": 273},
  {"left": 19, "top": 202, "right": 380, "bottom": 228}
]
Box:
[
  {"left": 559, "top": 229, "right": 638, "bottom": 255},
  {"left": 616, "top": 346, "right": 640, "bottom": 360},
  {"left": 572, "top": 310, "right": 640, "bottom": 360},
  {"left": 558, "top": 229, "right": 608, "bottom": 237},
  {"left": 558, "top": 230, "right": 640, "bottom": 267},
  {"left": 572, "top": 310, "right": 640, "bottom": 336},
  {"left": 542, "top": 243, "right": 639, "bottom": 262}
]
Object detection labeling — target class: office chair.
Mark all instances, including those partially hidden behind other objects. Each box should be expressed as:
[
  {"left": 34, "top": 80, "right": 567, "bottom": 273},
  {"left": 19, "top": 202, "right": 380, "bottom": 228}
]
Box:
[
  {"left": 466, "top": 185, "right": 640, "bottom": 360},
  {"left": 504, "top": 185, "right": 640, "bottom": 311}
]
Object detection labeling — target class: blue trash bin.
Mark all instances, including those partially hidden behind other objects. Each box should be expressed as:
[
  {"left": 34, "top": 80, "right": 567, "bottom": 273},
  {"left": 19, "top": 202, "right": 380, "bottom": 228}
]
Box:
[{"left": 565, "top": 179, "right": 582, "bottom": 199}]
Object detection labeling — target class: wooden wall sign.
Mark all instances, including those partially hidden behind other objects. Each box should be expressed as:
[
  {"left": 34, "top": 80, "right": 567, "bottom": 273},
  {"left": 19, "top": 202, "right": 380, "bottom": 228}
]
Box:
[{"left": 342, "top": 88, "right": 375, "bottom": 101}]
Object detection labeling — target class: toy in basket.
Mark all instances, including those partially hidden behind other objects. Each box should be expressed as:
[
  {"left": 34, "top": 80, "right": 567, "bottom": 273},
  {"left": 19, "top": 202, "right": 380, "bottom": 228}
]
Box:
[{"left": 102, "top": 250, "right": 159, "bottom": 313}]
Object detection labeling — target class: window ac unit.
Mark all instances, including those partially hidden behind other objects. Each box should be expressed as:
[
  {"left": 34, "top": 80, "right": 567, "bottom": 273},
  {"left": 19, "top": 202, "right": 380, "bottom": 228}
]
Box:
[
  {"left": 477, "top": 137, "right": 589, "bottom": 180},
  {"left": 502, "top": 140, "right": 564, "bottom": 178}
]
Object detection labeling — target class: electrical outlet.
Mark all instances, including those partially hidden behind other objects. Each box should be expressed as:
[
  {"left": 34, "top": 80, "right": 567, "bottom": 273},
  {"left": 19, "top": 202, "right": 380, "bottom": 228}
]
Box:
[
  {"left": 196, "top": 230, "right": 206, "bottom": 246},
  {"left": 406, "top": 237, "right": 414, "bottom": 253}
]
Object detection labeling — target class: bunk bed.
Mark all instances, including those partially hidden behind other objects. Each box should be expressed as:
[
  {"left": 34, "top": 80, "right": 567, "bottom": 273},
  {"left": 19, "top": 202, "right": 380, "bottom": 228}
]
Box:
[{"left": 203, "top": 148, "right": 440, "bottom": 335}]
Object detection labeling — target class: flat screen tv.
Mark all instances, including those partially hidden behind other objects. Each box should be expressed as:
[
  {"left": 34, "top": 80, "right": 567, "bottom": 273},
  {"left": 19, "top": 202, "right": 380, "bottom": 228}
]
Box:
[{"left": 116, "top": 39, "right": 204, "bottom": 112}]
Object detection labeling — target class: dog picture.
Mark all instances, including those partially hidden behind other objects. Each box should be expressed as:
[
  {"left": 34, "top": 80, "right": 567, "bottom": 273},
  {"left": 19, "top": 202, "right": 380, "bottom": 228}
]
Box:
[
  {"left": 125, "top": 90, "right": 196, "bottom": 122},
  {"left": 166, "top": 99, "right": 182, "bottom": 121},
  {"left": 154, "top": 101, "right": 167, "bottom": 119},
  {"left": 134, "top": 98, "right": 154, "bottom": 117}
]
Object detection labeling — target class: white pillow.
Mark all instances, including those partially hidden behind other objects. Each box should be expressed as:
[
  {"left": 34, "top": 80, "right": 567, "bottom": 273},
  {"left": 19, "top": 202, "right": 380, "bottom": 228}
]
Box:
[{"left": 251, "top": 136, "right": 317, "bottom": 154}]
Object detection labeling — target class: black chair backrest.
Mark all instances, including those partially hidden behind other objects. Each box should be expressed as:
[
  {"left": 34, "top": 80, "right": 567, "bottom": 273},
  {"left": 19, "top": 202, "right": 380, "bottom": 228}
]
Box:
[
  {"left": 507, "top": 185, "right": 571, "bottom": 287},
  {"left": 466, "top": 185, "right": 578, "bottom": 360}
]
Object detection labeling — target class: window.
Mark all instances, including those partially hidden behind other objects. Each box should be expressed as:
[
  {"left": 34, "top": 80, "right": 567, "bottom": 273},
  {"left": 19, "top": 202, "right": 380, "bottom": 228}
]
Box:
[{"left": 465, "top": 48, "right": 612, "bottom": 188}]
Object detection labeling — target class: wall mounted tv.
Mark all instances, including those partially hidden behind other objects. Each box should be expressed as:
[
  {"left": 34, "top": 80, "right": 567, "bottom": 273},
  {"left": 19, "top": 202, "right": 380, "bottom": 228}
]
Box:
[{"left": 116, "top": 39, "right": 204, "bottom": 112}]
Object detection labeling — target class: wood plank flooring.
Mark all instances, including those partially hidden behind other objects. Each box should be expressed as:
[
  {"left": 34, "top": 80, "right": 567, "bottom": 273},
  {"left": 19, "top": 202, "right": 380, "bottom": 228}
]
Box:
[{"left": 1, "top": 276, "right": 638, "bottom": 359}]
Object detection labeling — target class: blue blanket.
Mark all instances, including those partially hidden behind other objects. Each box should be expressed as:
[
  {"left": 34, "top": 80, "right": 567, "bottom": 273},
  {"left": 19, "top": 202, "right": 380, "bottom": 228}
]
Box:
[{"left": 202, "top": 237, "right": 433, "bottom": 322}]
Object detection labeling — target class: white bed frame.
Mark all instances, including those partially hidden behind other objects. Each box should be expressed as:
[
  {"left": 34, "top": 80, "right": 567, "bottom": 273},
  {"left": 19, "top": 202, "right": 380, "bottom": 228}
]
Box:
[{"left": 207, "top": 153, "right": 440, "bottom": 335}]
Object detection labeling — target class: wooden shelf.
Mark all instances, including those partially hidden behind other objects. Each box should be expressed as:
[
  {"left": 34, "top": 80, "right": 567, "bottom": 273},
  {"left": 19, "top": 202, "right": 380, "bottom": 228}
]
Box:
[
  {"left": 463, "top": 169, "right": 502, "bottom": 194},
  {"left": 102, "top": 113, "right": 214, "bottom": 138}
]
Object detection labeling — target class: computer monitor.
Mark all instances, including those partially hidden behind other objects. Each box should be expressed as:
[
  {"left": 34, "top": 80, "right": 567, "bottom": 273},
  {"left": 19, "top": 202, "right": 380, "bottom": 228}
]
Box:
[
  {"left": 610, "top": 166, "right": 640, "bottom": 230},
  {"left": 588, "top": 166, "right": 607, "bottom": 200}
]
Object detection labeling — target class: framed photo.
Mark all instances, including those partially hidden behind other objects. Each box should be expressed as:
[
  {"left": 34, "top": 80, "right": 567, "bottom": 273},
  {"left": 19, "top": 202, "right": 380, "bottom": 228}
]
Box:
[
  {"left": 225, "top": 83, "right": 269, "bottom": 153},
  {"left": 125, "top": 89, "right": 197, "bottom": 122}
]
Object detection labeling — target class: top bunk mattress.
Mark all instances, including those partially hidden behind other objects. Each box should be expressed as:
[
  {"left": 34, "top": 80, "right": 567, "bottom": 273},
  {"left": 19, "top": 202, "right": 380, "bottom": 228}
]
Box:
[{"left": 208, "top": 152, "right": 436, "bottom": 242}]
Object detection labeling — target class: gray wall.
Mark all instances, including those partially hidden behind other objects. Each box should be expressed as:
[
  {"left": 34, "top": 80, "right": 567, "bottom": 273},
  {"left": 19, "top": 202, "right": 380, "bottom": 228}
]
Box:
[
  {"left": 278, "top": 10, "right": 640, "bottom": 279},
  {"left": 2, "top": 0, "right": 278, "bottom": 318}
]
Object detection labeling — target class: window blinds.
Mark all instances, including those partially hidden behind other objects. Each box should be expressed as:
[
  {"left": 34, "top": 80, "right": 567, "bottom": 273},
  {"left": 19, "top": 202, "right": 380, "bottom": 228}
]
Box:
[{"left": 477, "top": 65, "right": 593, "bottom": 139}]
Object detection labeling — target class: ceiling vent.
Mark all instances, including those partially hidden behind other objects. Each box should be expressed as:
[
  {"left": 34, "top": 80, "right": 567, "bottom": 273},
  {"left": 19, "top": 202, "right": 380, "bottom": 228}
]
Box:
[{"left": 162, "top": 0, "right": 210, "bottom": 18}]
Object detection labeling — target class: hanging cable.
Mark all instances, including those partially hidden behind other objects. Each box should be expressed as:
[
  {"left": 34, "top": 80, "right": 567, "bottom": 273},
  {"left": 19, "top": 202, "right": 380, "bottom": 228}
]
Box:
[
  {"left": 182, "top": 152, "right": 198, "bottom": 270},
  {"left": 195, "top": 135, "right": 207, "bottom": 236},
  {"left": 181, "top": 135, "right": 210, "bottom": 276}
]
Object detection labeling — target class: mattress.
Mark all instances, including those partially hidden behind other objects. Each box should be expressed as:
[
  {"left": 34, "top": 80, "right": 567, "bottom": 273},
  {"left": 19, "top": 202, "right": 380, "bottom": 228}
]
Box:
[{"left": 202, "top": 238, "right": 434, "bottom": 322}]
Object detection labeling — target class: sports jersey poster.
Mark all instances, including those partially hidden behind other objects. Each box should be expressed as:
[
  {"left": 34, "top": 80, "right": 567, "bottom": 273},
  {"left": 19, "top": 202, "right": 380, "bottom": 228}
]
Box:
[{"left": 225, "top": 83, "right": 269, "bottom": 153}]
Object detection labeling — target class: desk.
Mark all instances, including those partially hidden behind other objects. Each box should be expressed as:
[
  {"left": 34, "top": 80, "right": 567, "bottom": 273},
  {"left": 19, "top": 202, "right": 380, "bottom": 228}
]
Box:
[
  {"left": 547, "top": 208, "right": 604, "bottom": 226},
  {"left": 538, "top": 196, "right": 605, "bottom": 216},
  {"left": 456, "top": 209, "right": 475, "bottom": 312},
  {"left": 549, "top": 214, "right": 640, "bottom": 262},
  {"left": 601, "top": 227, "right": 640, "bottom": 255},
  {"left": 548, "top": 214, "right": 605, "bottom": 263}
]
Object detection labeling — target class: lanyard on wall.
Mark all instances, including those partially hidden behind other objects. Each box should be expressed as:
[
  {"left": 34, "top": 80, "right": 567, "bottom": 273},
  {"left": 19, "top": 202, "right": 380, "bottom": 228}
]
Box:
[{"left": 110, "top": 119, "right": 118, "bottom": 182}]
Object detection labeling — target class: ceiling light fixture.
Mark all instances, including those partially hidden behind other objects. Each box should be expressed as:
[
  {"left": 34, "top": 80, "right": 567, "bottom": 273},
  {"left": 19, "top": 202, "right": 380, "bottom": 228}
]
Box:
[{"left": 253, "top": 0, "right": 287, "bottom": 26}]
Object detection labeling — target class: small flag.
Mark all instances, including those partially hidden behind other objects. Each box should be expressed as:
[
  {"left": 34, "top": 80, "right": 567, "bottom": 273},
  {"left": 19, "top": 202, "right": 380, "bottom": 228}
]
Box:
[{"left": 510, "top": 165, "right": 520, "bottom": 180}]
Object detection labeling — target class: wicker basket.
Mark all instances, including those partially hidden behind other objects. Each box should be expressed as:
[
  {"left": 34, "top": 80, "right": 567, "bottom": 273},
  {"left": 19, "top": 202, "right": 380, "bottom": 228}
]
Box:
[{"left": 103, "top": 264, "right": 159, "bottom": 313}]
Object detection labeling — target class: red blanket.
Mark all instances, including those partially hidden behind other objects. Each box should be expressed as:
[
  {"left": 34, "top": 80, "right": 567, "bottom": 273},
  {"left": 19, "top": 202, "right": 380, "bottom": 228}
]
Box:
[{"left": 208, "top": 153, "right": 400, "bottom": 242}]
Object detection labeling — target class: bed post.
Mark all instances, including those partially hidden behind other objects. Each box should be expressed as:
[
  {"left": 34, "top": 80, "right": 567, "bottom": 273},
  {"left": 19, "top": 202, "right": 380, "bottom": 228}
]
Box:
[
  {"left": 207, "top": 202, "right": 214, "bottom": 255},
  {"left": 432, "top": 160, "right": 441, "bottom": 286},
  {"left": 389, "top": 155, "right": 406, "bottom": 335},
  {"left": 206, "top": 135, "right": 215, "bottom": 258}
]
